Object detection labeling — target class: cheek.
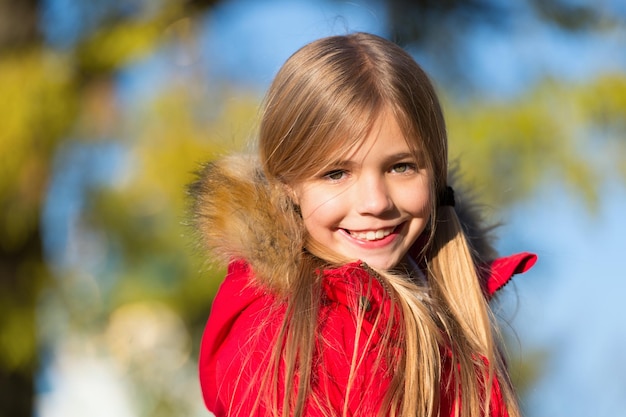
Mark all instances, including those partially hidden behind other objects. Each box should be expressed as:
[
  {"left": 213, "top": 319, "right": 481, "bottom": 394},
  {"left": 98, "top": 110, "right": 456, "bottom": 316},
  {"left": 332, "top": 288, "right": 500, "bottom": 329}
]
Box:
[
  {"left": 296, "top": 186, "right": 343, "bottom": 228},
  {"left": 397, "top": 184, "right": 431, "bottom": 217}
]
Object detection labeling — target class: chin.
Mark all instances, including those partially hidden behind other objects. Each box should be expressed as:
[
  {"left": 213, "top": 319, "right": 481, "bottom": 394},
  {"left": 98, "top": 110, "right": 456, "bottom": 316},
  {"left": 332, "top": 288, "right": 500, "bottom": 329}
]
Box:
[{"left": 360, "top": 256, "right": 401, "bottom": 271}]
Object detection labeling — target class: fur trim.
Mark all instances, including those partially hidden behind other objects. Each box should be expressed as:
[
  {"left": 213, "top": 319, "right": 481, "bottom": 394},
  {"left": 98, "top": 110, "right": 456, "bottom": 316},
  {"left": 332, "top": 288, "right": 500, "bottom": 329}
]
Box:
[
  {"left": 448, "top": 167, "right": 499, "bottom": 264},
  {"left": 189, "top": 154, "right": 498, "bottom": 290},
  {"left": 188, "top": 154, "right": 304, "bottom": 293}
]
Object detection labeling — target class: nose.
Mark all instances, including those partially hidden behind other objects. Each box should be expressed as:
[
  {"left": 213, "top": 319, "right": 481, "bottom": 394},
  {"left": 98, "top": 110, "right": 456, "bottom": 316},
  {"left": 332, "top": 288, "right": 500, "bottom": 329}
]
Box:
[{"left": 354, "top": 174, "right": 393, "bottom": 215}]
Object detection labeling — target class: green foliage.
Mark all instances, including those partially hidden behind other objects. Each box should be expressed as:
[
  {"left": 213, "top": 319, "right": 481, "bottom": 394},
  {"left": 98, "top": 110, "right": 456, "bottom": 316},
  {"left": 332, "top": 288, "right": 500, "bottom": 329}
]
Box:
[
  {"left": 77, "top": 16, "right": 166, "bottom": 74},
  {"left": 0, "top": 49, "right": 76, "bottom": 378},
  {"left": 62, "top": 82, "right": 259, "bottom": 415},
  {"left": 0, "top": 47, "right": 78, "bottom": 417},
  {"left": 446, "top": 74, "right": 626, "bottom": 210},
  {"left": 0, "top": 50, "right": 77, "bottom": 251}
]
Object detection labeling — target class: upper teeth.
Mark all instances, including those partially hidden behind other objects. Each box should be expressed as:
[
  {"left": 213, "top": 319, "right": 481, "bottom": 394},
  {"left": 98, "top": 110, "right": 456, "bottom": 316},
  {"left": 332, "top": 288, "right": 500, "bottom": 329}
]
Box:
[{"left": 351, "top": 228, "right": 393, "bottom": 241}]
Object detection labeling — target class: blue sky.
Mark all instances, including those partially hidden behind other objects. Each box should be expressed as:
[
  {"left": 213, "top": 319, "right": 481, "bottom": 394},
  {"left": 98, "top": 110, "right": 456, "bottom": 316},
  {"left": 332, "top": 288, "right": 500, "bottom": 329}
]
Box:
[
  {"left": 502, "top": 181, "right": 626, "bottom": 416},
  {"left": 38, "top": 1, "right": 626, "bottom": 416},
  {"left": 200, "top": 0, "right": 387, "bottom": 86}
]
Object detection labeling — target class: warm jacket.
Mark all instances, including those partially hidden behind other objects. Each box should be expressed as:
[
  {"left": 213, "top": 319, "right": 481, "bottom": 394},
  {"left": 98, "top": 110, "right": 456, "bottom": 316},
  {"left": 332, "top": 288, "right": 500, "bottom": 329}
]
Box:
[{"left": 190, "top": 155, "right": 537, "bottom": 416}]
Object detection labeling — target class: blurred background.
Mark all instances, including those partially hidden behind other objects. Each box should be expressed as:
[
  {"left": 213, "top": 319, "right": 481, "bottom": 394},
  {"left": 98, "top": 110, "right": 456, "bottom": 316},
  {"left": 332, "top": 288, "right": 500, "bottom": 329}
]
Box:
[{"left": 0, "top": 0, "right": 625, "bottom": 416}]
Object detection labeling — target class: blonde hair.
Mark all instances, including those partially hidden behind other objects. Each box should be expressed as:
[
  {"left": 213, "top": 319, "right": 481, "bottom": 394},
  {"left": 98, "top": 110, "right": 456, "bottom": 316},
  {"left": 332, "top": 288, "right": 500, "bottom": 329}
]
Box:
[{"left": 243, "top": 32, "right": 519, "bottom": 417}]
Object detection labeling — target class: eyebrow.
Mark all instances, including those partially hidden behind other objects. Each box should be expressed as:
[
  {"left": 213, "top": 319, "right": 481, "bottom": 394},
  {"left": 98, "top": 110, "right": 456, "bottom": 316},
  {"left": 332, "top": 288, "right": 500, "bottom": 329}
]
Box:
[
  {"left": 326, "top": 152, "right": 418, "bottom": 169},
  {"left": 385, "top": 152, "right": 415, "bottom": 162},
  {"left": 379, "top": 152, "right": 420, "bottom": 167}
]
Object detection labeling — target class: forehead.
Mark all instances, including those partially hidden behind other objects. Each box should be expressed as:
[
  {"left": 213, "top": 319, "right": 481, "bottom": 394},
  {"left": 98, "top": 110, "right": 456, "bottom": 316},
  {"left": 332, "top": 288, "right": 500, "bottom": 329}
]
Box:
[
  {"left": 323, "top": 110, "right": 420, "bottom": 165},
  {"left": 342, "top": 111, "right": 408, "bottom": 156}
]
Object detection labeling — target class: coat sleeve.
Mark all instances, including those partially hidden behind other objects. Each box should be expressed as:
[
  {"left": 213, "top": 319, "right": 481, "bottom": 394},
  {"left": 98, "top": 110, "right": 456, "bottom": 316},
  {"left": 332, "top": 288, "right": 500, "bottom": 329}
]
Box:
[
  {"left": 199, "top": 262, "right": 393, "bottom": 417},
  {"left": 438, "top": 352, "right": 511, "bottom": 417},
  {"left": 198, "top": 261, "right": 283, "bottom": 416}
]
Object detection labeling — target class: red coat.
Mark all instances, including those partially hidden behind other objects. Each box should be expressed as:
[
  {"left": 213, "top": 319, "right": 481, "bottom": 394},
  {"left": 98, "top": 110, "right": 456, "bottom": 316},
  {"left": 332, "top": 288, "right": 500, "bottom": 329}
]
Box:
[{"left": 199, "top": 252, "right": 536, "bottom": 417}]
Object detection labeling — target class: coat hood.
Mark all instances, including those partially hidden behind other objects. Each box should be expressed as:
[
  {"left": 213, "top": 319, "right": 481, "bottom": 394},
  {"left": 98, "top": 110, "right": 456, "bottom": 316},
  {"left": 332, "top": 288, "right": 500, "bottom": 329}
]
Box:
[{"left": 189, "top": 154, "right": 499, "bottom": 294}]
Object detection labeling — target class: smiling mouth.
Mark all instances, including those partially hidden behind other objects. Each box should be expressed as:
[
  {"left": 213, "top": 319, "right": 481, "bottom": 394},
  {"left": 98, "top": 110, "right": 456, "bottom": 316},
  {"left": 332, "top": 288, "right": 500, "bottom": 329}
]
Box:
[{"left": 345, "top": 226, "right": 396, "bottom": 241}]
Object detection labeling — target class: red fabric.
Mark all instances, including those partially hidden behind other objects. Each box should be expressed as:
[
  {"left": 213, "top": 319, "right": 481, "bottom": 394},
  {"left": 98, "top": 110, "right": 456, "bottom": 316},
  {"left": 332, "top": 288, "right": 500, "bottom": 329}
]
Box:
[
  {"left": 199, "top": 253, "right": 536, "bottom": 416},
  {"left": 483, "top": 252, "right": 537, "bottom": 298}
]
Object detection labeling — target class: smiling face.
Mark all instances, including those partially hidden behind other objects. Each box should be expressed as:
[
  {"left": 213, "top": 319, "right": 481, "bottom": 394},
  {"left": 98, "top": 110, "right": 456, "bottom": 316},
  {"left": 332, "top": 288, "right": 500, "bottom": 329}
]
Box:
[{"left": 291, "top": 111, "right": 432, "bottom": 270}]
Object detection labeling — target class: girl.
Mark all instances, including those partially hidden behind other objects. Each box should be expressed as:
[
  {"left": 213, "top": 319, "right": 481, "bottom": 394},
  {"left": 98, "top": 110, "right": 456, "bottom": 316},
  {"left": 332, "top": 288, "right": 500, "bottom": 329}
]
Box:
[{"left": 190, "top": 32, "right": 536, "bottom": 417}]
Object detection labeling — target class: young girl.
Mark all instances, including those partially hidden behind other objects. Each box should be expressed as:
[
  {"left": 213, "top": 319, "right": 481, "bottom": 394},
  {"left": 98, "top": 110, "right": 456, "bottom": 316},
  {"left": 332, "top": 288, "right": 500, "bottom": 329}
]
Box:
[{"left": 190, "top": 32, "right": 536, "bottom": 417}]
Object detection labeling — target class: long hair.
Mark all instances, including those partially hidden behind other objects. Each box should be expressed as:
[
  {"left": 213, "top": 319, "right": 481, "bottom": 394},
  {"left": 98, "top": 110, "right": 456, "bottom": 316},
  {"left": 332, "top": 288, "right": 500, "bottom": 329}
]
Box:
[{"left": 247, "top": 32, "right": 519, "bottom": 417}]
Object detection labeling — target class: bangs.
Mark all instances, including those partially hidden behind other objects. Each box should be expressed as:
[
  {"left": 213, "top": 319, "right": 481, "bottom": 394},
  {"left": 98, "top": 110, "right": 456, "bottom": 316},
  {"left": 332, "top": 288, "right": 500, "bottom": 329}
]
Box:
[
  {"left": 389, "top": 103, "right": 432, "bottom": 170},
  {"left": 299, "top": 101, "right": 382, "bottom": 180},
  {"left": 260, "top": 32, "right": 443, "bottom": 189},
  {"left": 291, "top": 100, "right": 432, "bottom": 183}
]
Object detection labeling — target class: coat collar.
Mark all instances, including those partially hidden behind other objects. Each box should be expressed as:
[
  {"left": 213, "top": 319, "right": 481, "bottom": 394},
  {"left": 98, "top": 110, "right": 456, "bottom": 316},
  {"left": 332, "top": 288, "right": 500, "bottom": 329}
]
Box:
[
  {"left": 319, "top": 251, "right": 537, "bottom": 308},
  {"left": 482, "top": 252, "right": 537, "bottom": 298}
]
